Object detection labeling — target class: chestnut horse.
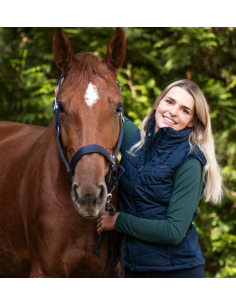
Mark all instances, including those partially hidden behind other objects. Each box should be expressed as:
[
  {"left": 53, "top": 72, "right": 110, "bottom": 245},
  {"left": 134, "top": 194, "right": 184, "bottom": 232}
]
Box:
[{"left": 0, "top": 28, "right": 126, "bottom": 277}]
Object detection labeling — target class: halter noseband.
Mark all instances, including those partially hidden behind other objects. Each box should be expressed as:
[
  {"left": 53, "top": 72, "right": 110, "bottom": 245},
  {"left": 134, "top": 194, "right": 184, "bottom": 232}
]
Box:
[{"left": 53, "top": 74, "right": 125, "bottom": 211}]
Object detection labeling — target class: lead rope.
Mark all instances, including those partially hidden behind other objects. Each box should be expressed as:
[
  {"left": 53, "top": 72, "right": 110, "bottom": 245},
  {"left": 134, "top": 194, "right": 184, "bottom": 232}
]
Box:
[
  {"left": 109, "top": 231, "right": 116, "bottom": 278},
  {"left": 92, "top": 205, "right": 117, "bottom": 278},
  {"left": 120, "top": 234, "right": 127, "bottom": 278},
  {"left": 91, "top": 229, "right": 117, "bottom": 278},
  {"left": 91, "top": 206, "right": 126, "bottom": 278},
  {"left": 91, "top": 231, "right": 107, "bottom": 257}
]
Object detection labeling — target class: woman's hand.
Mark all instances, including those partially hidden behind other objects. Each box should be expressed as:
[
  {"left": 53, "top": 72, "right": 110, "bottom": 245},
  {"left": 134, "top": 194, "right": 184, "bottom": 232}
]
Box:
[{"left": 96, "top": 212, "right": 120, "bottom": 236}]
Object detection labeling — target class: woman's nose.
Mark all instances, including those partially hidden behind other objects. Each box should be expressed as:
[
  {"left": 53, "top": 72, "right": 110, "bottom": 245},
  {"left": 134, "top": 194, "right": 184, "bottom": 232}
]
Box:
[{"left": 170, "top": 106, "right": 178, "bottom": 116}]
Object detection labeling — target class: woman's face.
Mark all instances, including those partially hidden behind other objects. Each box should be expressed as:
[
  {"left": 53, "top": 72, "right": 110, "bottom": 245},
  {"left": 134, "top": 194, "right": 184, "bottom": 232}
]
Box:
[{"left": 155, "top": 86, "right": 195, "bottom": 132}]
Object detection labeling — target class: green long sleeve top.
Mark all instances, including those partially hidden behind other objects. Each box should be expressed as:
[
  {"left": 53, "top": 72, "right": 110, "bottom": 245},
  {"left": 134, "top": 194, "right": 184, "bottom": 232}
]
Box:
[{"left": 116, "top": 116, "right": 203, "bottom": 246}]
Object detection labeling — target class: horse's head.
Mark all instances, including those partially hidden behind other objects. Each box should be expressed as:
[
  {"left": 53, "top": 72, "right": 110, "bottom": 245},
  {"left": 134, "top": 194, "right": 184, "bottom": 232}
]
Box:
[{"left": 53, "top": 28, "right": 126, "bottom": 218}]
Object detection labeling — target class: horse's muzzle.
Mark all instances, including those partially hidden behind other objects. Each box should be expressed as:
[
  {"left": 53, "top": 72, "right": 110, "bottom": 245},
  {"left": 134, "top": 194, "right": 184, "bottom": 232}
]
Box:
[{"left": 71, "top": 183, "right": 107, "bottom": 217}]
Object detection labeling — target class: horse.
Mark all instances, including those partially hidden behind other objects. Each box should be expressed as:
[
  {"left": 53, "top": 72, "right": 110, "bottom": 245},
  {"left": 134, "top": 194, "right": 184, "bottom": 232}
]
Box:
[{"left": 0, "top": 27, "right": 126, "bottom": 277}]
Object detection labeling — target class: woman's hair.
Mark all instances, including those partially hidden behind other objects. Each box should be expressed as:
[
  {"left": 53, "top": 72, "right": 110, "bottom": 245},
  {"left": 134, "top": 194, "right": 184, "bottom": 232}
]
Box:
[{"left": 130, "top": 79, "right": 223, "bottom": 204}]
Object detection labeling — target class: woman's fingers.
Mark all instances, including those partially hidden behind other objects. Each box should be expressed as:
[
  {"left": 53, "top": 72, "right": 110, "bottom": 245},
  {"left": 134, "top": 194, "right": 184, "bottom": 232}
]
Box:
[
  {"left": 96, "top": 212, "right": 120, "bottom": 236},
  {"left": 96, "top": 217, "right": 101, "bottom": 226}
]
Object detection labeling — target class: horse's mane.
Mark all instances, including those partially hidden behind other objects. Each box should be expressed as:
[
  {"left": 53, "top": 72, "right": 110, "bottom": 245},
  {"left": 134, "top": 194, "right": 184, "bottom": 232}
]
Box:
[{"left": 65, "top": 52, "right": 107, "bottom": 90}]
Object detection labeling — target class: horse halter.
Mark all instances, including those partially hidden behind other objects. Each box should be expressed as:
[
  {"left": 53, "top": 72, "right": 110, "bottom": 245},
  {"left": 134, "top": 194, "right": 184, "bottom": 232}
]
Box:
[{"left": 53, "top": 74, "right": 125, "bottom": 212}]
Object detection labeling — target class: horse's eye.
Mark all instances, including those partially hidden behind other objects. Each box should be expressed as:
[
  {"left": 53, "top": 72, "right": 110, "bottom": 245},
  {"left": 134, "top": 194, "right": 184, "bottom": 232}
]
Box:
[
  {"left": 115, "top": 104, "right": 124, "bottom": 114},
  {"left": 58, "top": 104, "right": 66, "bottom": 113}
]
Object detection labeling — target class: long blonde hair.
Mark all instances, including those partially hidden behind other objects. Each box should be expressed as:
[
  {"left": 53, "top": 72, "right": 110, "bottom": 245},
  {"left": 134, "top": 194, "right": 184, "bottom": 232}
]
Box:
[{"left": 131, "top": 79, "right": 223, "bottom": 204}]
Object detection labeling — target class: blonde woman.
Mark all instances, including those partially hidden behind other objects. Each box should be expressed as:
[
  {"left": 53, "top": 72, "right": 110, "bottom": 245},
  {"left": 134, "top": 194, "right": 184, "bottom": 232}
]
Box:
[{"left": 97, "top": 79, "right": 223, "bottom": 278}]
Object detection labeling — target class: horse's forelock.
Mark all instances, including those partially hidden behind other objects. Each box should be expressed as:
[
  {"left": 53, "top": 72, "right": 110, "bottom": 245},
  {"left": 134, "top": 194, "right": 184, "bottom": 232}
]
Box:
[{"left": 65, "top": 52, "right": 108, "bottom": 90}]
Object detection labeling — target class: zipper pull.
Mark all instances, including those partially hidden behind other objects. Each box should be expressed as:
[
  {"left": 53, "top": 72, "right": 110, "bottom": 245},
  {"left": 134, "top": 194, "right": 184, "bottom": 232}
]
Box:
[{"left": 139, "top": 166, "right": 144, "bottom": 172}]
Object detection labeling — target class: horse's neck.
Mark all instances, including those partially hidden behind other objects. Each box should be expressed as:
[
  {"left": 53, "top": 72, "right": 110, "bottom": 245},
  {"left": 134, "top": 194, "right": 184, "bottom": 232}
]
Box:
[
  {"left": 33, "top": 120, "right": 70, "bottom": 184},
  {"left": 37, "top": 120, "right": 58, "bottom": 155}
]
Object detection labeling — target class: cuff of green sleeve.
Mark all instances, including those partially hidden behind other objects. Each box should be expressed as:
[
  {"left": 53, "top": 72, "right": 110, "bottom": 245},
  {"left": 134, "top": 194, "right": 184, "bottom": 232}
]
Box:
[{"left": 115, "top": 212, "right": 126, "bottom": 233}]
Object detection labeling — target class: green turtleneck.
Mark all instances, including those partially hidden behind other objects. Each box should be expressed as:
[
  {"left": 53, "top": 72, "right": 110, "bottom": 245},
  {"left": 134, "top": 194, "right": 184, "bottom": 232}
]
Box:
[{"left": 116, "top": 116, "right": 203, "bottom": 245}]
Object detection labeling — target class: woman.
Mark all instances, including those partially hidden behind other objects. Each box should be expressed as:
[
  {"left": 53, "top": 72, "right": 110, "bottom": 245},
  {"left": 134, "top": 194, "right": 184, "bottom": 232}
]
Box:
[{"left": 96, "top": 79, "right": 223, "bottom": 278}]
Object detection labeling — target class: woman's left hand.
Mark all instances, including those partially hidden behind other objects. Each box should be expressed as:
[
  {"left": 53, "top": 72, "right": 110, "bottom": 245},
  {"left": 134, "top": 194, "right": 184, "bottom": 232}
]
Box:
[{"left": 96, "top": 212, "right": 120, "bottom": 236}]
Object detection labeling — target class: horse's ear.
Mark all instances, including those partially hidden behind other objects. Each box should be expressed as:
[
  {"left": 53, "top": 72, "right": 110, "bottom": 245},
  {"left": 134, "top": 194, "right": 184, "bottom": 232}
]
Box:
[
  {"left": 104, "top": 27, "right": 126, "bottom": 70},
  {"left": 53, "top": 28, "right": 75, "bottom": 72}
]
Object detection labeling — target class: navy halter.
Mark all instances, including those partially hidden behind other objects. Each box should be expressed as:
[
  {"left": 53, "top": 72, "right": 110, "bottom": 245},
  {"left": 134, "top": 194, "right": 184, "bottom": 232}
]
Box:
[{"left": 53, "top": 74, "right": 125, "bottom": 205}]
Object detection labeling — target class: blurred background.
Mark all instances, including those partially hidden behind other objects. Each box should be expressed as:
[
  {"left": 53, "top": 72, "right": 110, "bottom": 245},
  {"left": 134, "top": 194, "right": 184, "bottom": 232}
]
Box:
[{"left": 0, "top": 27, "right": 235, "bottom": 278}]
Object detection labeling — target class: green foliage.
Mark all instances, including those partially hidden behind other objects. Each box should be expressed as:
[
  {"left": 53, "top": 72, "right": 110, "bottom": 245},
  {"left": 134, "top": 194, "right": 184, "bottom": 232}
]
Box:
[
  {"left": 0, "top": 27, "right": 236, "bottom": 277},
  {"left": 0, "top": 28, "right": 57, "bottom": 125}
]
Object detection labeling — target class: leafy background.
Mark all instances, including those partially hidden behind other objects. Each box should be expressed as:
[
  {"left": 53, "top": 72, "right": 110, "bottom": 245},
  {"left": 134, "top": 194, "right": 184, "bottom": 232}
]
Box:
[{"left": 0, "top": 27, "right": 236, "bottom": 277}]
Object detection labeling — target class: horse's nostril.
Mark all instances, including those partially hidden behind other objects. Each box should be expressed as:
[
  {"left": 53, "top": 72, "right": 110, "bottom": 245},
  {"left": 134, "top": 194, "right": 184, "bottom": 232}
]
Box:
[
  {"left": 98, "top": 184, "right": 106, "bottom": 204},
  {"left": 72, "top": 184, "right": 79, "bottom": 201},
  {"left": 99, "top": 185, "right": 104, "bottom": 200}
]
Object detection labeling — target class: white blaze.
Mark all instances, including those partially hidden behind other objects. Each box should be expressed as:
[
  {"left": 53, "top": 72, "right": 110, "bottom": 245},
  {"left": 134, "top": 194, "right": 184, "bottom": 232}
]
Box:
[{"left": 84, "top": 83, "right": 99, "bottom": 109}]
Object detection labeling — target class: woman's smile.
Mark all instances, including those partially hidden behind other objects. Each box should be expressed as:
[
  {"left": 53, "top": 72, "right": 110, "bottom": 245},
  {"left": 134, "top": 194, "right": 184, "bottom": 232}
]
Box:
[{"left": 163, "top": 116, "right": 177, "bottom": 125}]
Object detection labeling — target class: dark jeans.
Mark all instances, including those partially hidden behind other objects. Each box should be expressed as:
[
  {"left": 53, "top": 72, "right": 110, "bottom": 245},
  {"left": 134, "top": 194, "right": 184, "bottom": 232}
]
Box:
[{"left": 125, "top": 265, "right": 206, "bottom": 278}]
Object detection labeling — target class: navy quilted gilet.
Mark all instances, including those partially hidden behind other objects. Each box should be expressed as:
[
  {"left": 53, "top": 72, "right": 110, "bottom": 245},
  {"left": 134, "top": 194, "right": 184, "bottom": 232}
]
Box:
[{"left": 119, "top": 117, "right": 206, "bottom": 272}]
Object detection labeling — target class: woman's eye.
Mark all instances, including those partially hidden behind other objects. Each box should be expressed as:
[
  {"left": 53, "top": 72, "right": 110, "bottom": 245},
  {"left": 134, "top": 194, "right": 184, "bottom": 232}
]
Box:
[
  {"left": 115, "top": 104, "right": 124, "bottom": 114},
  {"left": 166, "top": 100, "right": 173, "bottom": 105},
  {"left": 182, "top": 108, "right": 189, "bottom": 114},
  {"left": 58, "top": 104, "right": 66, "bottom": 113}
]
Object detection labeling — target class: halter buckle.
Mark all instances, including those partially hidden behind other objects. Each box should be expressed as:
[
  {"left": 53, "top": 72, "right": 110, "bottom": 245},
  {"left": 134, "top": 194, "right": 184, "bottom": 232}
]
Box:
[
  {"left": 121, "top": 116, "right": 125, "bottom": 125},
  {"left": 106, "top": 193, "right": 112, "bottom": 204},
  {"left": 53, "top": 97, "right": 58, "bottom": 110}
]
